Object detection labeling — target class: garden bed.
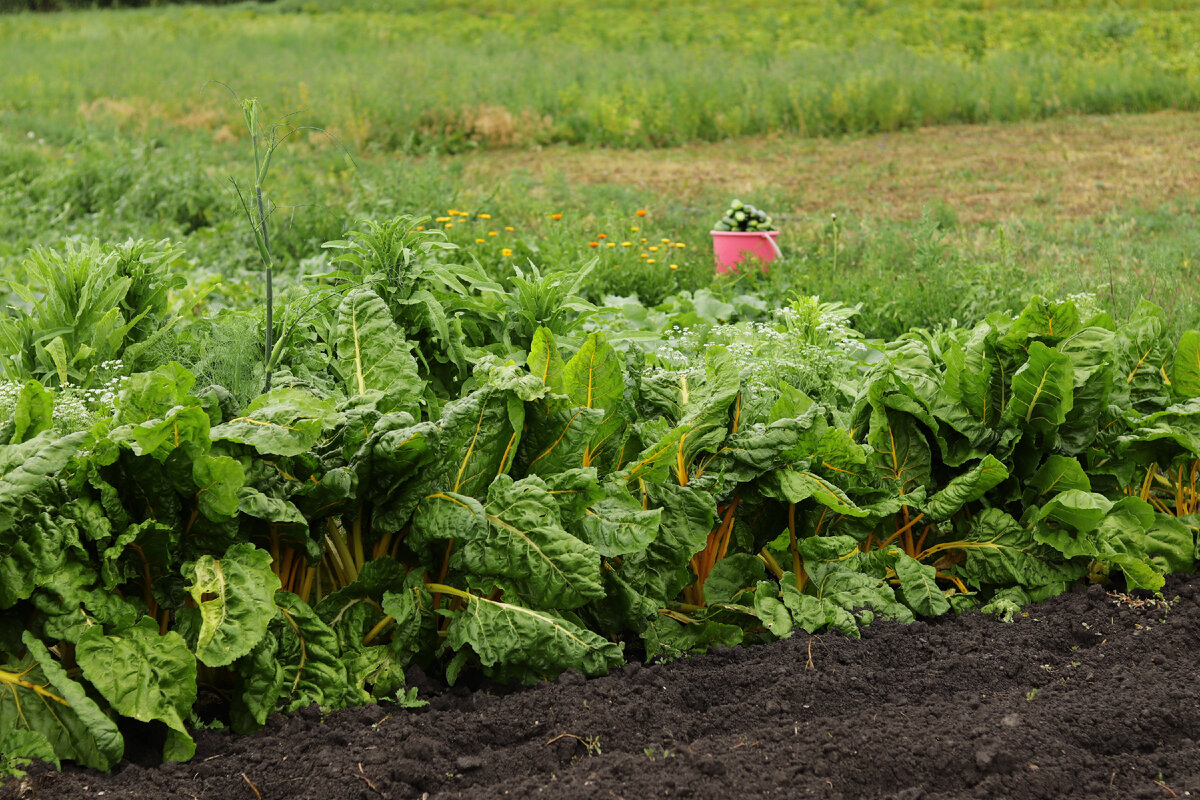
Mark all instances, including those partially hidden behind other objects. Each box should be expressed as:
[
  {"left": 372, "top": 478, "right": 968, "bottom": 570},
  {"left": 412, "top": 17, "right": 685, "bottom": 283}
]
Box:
[{"left": 12, "top": 574, "right": 1200, "bottom": 800}]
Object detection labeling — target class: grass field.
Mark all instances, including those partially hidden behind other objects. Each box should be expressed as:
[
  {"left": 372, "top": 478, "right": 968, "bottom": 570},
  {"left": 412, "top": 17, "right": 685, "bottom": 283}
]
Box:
[{"left": 1, "top": 0, "right": 1199, "bottom": 341}]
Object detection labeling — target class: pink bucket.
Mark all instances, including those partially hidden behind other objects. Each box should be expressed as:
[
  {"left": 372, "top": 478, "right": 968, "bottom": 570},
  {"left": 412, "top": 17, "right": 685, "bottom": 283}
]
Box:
[{"left": 711, "top": 230, "right": 781, "bottom": 273}]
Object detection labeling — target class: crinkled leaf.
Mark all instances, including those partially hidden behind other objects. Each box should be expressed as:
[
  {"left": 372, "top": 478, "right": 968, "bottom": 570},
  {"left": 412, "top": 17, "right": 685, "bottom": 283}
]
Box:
[
  {"left": 335, "top": 288, "right": 424, "bottom": 418},
  {"left": 1173, "top": 330, "right": 1200, "bottom": 400},
  {"left": 1004, "top": 341, "right": 1075, "bottom": 435},
  {"left": 443, "top": 593, "right": 623, "bottom": 683},
  {"left": 76, "top": 618, "right": 197, "bottom": 762},
  {"left": 922, "top": 455, "right": 1008, "bottom": 520},
  {"left": 893, "top": 552, "right": 951, "bottom": 617},
  {"left": 211, "top": 388, "right": 333, "bottom": 457},
  {"left": 184, "top": 543, "right": 281, "bottom": 667}
]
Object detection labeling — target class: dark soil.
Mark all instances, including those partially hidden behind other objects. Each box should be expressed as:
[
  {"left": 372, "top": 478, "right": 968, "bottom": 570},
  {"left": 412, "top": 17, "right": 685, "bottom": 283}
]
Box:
[{"left": 9, "top": 577, "right": 1200, "bottom": 800}]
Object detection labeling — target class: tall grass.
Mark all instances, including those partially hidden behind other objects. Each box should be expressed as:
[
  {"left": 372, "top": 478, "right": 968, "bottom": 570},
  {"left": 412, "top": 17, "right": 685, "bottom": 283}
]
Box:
[{"left": 4, "top": 1, "right": 1200, "bottom": 151}]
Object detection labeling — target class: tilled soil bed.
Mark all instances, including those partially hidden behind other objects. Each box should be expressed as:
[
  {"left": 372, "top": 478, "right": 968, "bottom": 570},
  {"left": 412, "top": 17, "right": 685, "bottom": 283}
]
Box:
[{"left": 8, "top": 577, "right": 1200, "bottom": 800}]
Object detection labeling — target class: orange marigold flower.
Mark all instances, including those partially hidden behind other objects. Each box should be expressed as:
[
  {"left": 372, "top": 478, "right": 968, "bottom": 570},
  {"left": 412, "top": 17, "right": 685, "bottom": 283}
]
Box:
[
  {"left": 589, "top": 242, "right": 599, "bottom": 247},
  {"left": 598, "top": 233, "right": 607, "bottom": 239},
  {"left": 551, "top": 213, "right": 563, "bottom": 220},
  {"left": 636, "top": 209, "right": 647, "bottom": 216}
]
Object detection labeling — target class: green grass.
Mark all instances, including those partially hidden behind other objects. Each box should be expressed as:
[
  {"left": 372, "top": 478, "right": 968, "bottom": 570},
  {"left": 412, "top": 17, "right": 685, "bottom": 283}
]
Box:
[{"left": 4, "top": 0, "right": 1200, "bottom": 151}]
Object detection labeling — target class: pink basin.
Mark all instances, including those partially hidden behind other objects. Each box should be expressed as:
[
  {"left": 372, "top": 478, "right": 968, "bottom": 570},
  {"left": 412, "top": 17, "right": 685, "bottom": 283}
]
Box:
[{"left": 712, "top": 230, "right": 781, "bottom": 273}]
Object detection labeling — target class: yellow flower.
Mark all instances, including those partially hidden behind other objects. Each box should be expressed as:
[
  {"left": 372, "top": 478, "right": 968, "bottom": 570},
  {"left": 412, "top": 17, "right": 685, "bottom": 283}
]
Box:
[
  {"left": 488, "top": 231, "right": 498, "bottom": 236},
  {"left": 661, "top": 239, "right": 670, "bottom": 244},
  {"left": 606, "top": 242, "right": 616, "bottom": 247},
  {"left": 416, "top": 225, "right": 425, "bottom": 231},
  {"left": 640, "top": 253, "right": 648, "bottom": 258},
  {"left": 647, "top": 259, "right": 656, "bottom": 263},
  {"left": 445, "top": 223, "right": 454, "bottom": 228},
  {"left": 447, "top": 209, "right": 459, "bottom": 216},
  {"left": 478, "top": 213, "right": 492, "bottom": 219},
  {"left": 501, "top": 248, "right": 513, "bottom": 257},
  {"left": 669, "top": 264, "right": 679, "bottom": 269},
  {"left": 505, "top": 226, "right": 515, "bottom": 232},
  {"left": 436, "top": 217, "right": 451, "bottom": 223},
  {"left": 631, "top": 227, "right": 640, "bottom": 232},
  {"left": 475, "top": 238, "right": 486, "bottom": 243},
  {"left": 650, "top": 246, "right": 658, "bottom": 252},
  {"left": 676, "top": 243, "right": 686, "bottom": 248},
  {"left": 621, "top": 241, "right": 632, "bottom": 247}
]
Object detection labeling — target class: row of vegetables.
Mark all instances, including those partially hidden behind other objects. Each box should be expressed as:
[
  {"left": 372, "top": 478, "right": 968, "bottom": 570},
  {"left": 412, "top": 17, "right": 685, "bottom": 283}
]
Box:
[{"left": 1, "top": 222, "right": 1198, "bottom": 773}]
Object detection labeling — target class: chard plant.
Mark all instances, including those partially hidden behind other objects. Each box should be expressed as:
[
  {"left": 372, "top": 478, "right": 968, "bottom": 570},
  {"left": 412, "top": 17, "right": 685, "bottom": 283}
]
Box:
[{"left": 1, "top": 291, "right": 1198, "bottom": 776}]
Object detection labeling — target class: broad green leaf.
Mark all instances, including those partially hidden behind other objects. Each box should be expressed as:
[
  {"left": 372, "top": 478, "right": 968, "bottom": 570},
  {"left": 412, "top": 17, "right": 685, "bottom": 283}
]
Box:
[
  {"left": 806, "top": 566, "right": 913, "bottom": 626},
  {"left": 642, "top": 615, "right": 744, "bottom": 660},
  {"left": 76, "top": 618, "right": 197, "bottom": 762},
  {"left": 335, "top": 288, "right": 424, "bottom": 418},
  {"left": 1038, "top": 490, "right": 1113, "bottom": 533},
  {"left": 1028, "top": 455, "right": 1091, "bottom": 499},
  {"left": 562, "top": 332, "right": 626, "bottom": 467},
  {"left": 113, "top": 405, "right": 210, "bottom": 461},
  {"left": 765, "top": 469, "right": 868, "bottom": 517},
  {"left": 237, "top": 487, "right": 307, "bottom": 527},
  {"left": 528, "top": 327, "right": 566, "bottom": 394},
  {"left": 950, "top": 508, "right": 1085, "bottom": 588},
  {"left": 270, "top": 592, "right": 366, "bottom": 713},
  {"left": 4, "top": 381, "right": 53, "bottom": 444},
  {"left": 193, "top": 454, "right": 245, "bottom": 522},
  {"left": 184, "top": 543, "right": 281, "bottom": 667},
  {"left": 1002, "top": 296, "right": 1082, "bottom": 348},
  {"left": 1144, "top": 514, "right": 1195, "bottom": 575},
  {"left": 443, "top": 592, "right": 623, "bottom": 683},
  {"left": 703, "top": 553, "right": 764, "bottom": 604},
  {"left": 577, "top": 481, "right": 661, "bottom": 558},
  {"left": 211, "top": 388, "right": 333, "bottom": 457},
  {"left": 0, "top": 431, "right": 88, "bottom": 534},
  {"left": 1004, "top": 341, "right": 1074, "bottom": 435},
  {"left": 922, "top": 456, "right": 1008, "bottom": 520},
  {"left": 1173, "top": 330, "right": 1200, "bottom": 399},
  {"left": 620, "top": 481, "right": 717, "bottom": 602},
  {"left": 893, "top": 552, "right": 951, "bottom": 617},
  {"left": 519, "top": 401, "right": 604, "bottom": 476},
  {"left": 461, "top": 475, "right": 603, "bottom": 610},
  {"left": 0, "top": 728, "right": 58, "bottom": 771},
  {"left": 434, "top": 386, "right": 520, "bottom": 497},
  {"left": 0, "top": 634, "right": 125, "bottom": 772},
  {"left": 0, "top": 511, "right": 76, "bottom": 609},
  {"left": 867, "top": 405, "right": 933, "bottom": 494}
]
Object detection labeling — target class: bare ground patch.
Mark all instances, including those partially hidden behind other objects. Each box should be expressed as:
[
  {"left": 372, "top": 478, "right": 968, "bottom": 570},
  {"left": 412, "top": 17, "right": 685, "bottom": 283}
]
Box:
[{"left": 459, "top": 112, "right": 1200, "bottom": 223}]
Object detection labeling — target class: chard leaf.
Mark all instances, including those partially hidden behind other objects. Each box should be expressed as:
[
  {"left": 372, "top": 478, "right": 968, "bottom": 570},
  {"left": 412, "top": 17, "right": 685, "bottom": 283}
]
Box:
[
  {"left": 1004, "top": 341, "right": 1074, "bottom": 435},
  {"left": 1173, "top": 329, "right": 1200, "bottom": 399},
  {"left": 643, "top": 615, "right": 743, "bottom": 660},
  {"left": 867, "top": 405, "right": 933, "bottom": 494},
  {"left": 1027, "top": 455, "right": 1091, "bottom": 499},
  {"left": 950, "top": 508, "right": 1084, "bottom": 588},
  {"left": 703, "top": 553, "right": 764, "bottom": 605},
  {"left": 0, "top": 511, "right": 77, "bottom": 609},
  {"left": 184, "top": 543, "right": 281, "bottom": 667},
  {"left": 893, "top": 552, "right": 951, "bottom": 617},
  {"left": 0, "top": 634, "right": 125, "bottom": 772},
  {"left": 563, "top": 332, "right": 626, "bottom": 467},
  {"left": 621, "top": 481, "right": 717, "bottom": 603},
  {"left": 434, "top": 385, "right": 520, "bottom": 497},
  {"left": 1003, "top": 296, "right": 1082, "bottom": 348},
  {"left": 3, "top": 380, "right": 53, "bottom": 444},
  {"left": 806, "top": 564, "right": 913, "bottom": 626},
  {"left": 464, "top": 475, "right": 603, "bottom": 609},
  {"left": 193, "top": 454, "right": 245, "bottom": 522},
  {"left": 272, "top": 592, "right": 367, "bottom": 713},
  {"left": 764, "top": 469, "right": 868, "bottom": 516},
  {"left": 528, "top": 327, "right": 566, "bottom": 394},
  {"left": 577, "top": 481, "right": 661, "bottom": 558},
  {"left": 443, "top": 593, "right": 623, "bottom": 683},
  {"left": 0, "top": 431, "right": 88, "bottom": 534},
  {"left": 921, "top": 455, "right": 1008, "bottom": 520},
  {"left": 519, "top": 401, "right": 603, "bottom": 476},
  {"left": 76, "top": 618, "right": 197, "bottom": 762},
  {"left": 335, "top": 288, "right": 424, "bottom": 418},
  {"left": 1145, "top": 514, "right": 1195, "bottom": 575},
  {"left": 1038, "top": 490, "right": 1113, "bottom": 533},
  {"left": 211, "top": 389, "right": 332, "bottom": 457}
]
